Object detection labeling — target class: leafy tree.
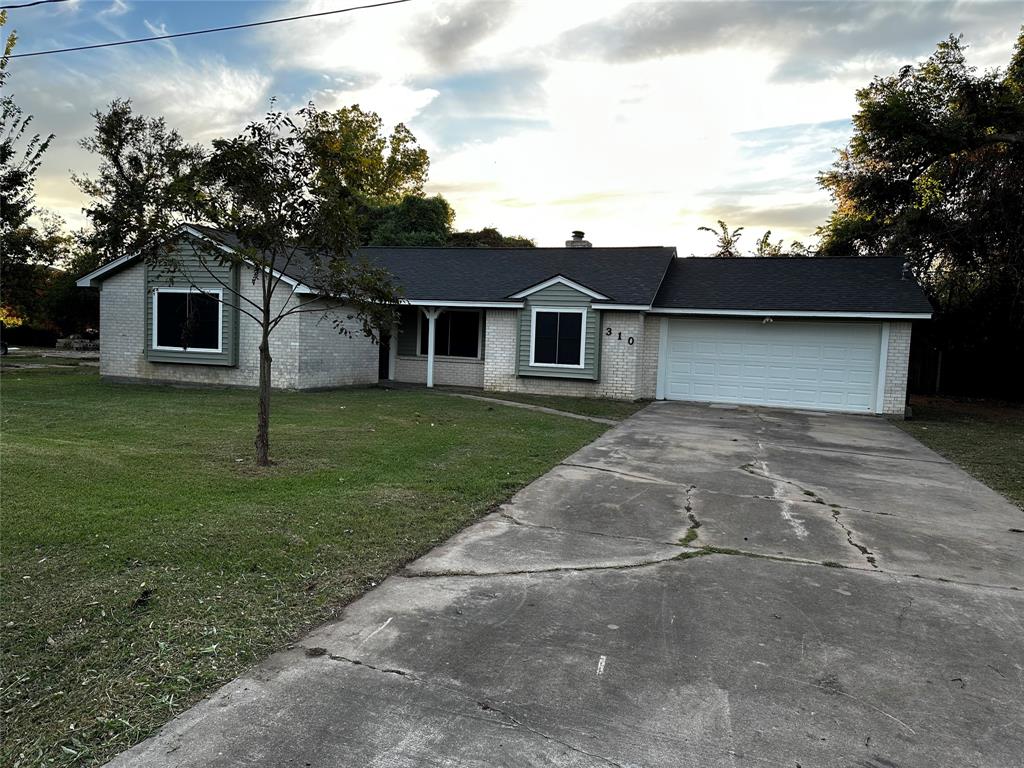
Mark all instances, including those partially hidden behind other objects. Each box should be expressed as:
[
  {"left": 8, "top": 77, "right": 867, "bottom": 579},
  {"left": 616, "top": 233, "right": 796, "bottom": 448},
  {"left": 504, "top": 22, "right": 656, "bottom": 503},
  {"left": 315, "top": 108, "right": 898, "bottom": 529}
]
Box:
[
  {"left": 73, "top": 99, "right": 204, "bottom": 264},
  {"left": 698, "top": 220, "right": 744, "bottom": 257},
  {"left": 448, "top": 227, "right": 535, "bottom": 247},
  {"left": 153, "top": 107, "right": 398, "bottom": 465},
  {"left": 0, "top": 10, "right": 57, "bottom": 321},
  {"left": 302, "top": 103, "right": 428, "bottom": 206},
  {"left": 366, "top": 194, "right": 453, "bottom": 246},
  {"left": 817, "top": 31, "right": 1024, "bottom": 396}
]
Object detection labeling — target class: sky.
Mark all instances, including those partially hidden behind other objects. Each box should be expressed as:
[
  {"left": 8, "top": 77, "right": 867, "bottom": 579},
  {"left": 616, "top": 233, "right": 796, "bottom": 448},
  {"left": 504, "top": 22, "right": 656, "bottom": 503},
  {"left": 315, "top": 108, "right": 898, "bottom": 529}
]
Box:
[{"left": 4, "top": 0, "right": 1022, "bottom": 253}]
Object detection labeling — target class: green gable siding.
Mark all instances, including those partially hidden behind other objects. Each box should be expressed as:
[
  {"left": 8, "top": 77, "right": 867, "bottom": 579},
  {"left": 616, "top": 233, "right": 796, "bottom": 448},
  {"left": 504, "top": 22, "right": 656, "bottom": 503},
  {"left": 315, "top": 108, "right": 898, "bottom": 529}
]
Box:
[
  {"left": 144, "top": 239, "right": 240, "bottom": 366},
  {"left": 517, "top": 283, "right": 600, "bottom": 380}
]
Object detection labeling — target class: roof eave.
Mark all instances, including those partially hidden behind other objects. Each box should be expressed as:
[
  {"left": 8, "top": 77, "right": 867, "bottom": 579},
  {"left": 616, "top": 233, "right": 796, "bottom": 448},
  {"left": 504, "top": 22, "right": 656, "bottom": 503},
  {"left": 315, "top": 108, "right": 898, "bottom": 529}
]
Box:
[{"left": 650, "top": 307, "right": 932, "bottom": 319}]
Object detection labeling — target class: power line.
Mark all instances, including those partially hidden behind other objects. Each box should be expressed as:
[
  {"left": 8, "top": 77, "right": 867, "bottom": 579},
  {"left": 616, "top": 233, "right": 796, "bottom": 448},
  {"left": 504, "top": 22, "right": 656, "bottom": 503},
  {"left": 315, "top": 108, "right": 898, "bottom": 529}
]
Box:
[
  {"left": 1, "top": 0, "right": 70, "bottom": 9},
  {"left": 8, "top": 0, "right": 412, "bottom": 58}
]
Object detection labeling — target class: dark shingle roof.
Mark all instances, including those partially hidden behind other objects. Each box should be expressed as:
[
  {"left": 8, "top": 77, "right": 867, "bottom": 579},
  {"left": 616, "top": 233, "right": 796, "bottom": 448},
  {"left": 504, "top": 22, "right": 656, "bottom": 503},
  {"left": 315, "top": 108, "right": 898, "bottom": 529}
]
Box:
[
  {"left": 354, "top": 246, "right": 677, "bottom": 305},
  {"left": 139, "top": 225, "right": 932, "bottom": 315},
  {"left": 653, "top": 256, "right": 933, "bottom": 314},
  {"left": 187, "top": 224, "right": 676, "bottom": 305}
]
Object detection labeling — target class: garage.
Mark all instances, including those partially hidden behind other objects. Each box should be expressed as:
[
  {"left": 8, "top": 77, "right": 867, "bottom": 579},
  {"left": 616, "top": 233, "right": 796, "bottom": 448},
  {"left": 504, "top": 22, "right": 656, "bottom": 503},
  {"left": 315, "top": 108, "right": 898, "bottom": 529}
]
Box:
[{"left": 660, "top": 317, "right": 883, "bottom": 413}]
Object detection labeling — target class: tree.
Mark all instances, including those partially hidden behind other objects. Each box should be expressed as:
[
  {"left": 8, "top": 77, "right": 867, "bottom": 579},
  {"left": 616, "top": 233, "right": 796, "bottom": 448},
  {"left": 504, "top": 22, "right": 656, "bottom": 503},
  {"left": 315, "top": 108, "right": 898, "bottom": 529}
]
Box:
[
  {"left": 816, "top": 31, "right": 1024, "bottom": 396},
  {"left": 753, "top": 231, "right": 784, "bottom": 258},
  {"left": 152, "top": 107, "right": 399, "bottom": 465},
  {"left": 365, "top": 194, "right": 453, "bottom": 246},
  {"left": 302, "top": 104, "right": 428, "bottom": 206},
  {"left": 73, "top": 99, "right": 204, "bottom": 264},
  {"left": 0, "top": 10, "right": 57, "bottom": 321},
  {"left": 447, "top": 227, "right": 535, "bottom": 247},
  {"left": 698, "top": 220, "right": 744, "bottom": 257}
]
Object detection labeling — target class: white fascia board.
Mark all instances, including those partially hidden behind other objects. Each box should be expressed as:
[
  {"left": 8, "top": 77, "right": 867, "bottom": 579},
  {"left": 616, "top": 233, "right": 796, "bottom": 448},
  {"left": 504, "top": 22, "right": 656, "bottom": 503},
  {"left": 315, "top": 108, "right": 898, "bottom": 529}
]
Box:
[
  {"left": 76, "top": 224, "right": 203, "bottom": 286},
  {"left": 183, "top": 226, "right": 317, "bottom": 294},
  {"left": 650, "top": 308, "right": 932, "bottom": 320},
  {"left": 76, "top": 251, "right": 139, "bottom": 287},
  {"left": 509, "top": 275, "right": 610, "bottom": 301},
  {"left": 595, "top": 304, "right": 651, "bottom": 311},
  {"left": 401, "top": 299, "right": 524, "bottom": 309}
]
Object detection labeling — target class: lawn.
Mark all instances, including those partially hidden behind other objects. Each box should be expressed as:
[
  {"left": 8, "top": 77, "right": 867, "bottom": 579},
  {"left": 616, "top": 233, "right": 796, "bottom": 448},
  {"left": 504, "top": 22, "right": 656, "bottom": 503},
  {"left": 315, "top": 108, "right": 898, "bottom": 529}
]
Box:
[
  {"left": 456, "top": 389, "right": 649, "bottom": 421},
  {"left": 899, "top": 396, "right": 1024, "bottom": 508},
  {"left": 0, "top": 368, "right": 607, "bottom": 767}
]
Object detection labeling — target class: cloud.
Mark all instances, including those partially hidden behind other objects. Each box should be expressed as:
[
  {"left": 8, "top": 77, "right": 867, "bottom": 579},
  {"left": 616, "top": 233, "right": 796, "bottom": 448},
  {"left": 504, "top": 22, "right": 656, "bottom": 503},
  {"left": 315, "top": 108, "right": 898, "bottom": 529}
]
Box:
[
  {"left": 558, "top": 1, "right": 1023, "bottom": 81},
  {"left": 407, "top": 0, "right": 514, "bottom": 69},
  {"left": 17, "top": 44, "right": 271, "bottom": 228}
]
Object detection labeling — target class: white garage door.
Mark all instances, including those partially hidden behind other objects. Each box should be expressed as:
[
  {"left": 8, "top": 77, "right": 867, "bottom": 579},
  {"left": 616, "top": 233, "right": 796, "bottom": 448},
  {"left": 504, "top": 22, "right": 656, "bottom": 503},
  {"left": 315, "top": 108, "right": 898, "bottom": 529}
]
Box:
[{"left": 662, "top": 318, "right": 882, "bottom": 413}]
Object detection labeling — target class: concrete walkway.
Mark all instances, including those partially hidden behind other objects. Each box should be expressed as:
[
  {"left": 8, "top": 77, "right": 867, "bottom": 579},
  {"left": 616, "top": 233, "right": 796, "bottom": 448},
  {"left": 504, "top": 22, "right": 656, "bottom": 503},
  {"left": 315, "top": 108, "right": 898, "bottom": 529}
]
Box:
[{"left": 109, "top": 402, "right": 1024, "bottom": 767}]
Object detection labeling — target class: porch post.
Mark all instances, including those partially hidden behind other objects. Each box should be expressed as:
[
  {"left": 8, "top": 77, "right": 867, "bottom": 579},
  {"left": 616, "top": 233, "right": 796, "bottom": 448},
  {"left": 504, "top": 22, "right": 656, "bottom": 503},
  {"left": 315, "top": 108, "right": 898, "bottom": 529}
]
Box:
[
  {"left": 388, "top": 326, "right": 397, "bottom": 380},
  {"left": 424, "top": 307, "right": 441, "bottom": 388}
]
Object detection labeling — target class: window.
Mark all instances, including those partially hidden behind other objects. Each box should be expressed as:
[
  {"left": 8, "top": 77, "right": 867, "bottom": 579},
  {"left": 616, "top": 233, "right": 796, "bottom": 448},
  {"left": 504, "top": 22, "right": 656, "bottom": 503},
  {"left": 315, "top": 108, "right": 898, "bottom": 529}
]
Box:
[
  {"left": 152, "top": 288, "right": 222, "bottom": 352},
  {"left": 419, "top": 310, "right": 480, "bottom": 358},
  {"left": 531, "top": 308, "right": 585, "bottom": 367}
]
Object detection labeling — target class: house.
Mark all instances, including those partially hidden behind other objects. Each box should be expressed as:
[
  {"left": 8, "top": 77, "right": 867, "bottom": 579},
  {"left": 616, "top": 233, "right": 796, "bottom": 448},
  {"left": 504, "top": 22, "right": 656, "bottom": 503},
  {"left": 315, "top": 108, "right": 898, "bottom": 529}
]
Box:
[{"left": 76, "top": 226, "right": 932, "bottom": 416}]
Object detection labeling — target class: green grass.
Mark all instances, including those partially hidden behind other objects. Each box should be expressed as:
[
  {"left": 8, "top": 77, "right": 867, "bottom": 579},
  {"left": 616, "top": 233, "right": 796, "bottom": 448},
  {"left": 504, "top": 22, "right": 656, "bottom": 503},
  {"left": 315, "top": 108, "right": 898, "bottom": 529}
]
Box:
[
  {"left": 456, "top": 389, "right": 649, "bottom": 420},
  {"left": 0, "top": 369, "right": 607, "bottom": 767},
  {"left": 898, "top": 396, "right": 1024, "bottom": 508}
]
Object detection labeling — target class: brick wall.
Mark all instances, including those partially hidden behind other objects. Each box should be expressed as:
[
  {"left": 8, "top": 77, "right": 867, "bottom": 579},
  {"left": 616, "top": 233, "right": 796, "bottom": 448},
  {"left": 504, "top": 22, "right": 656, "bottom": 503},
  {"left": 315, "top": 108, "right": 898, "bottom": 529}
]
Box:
[
  {"left": 297, "top": 303, "right": 379, "bottom": 389},
  {"left": 393, "top": 355, "right": 485, "bottom": 388},
  {"left": 881, "top": 320, "right": 912, "bottom": 417},
  {"left": 482, "top": 309, "right": 645, "bottom": 400},
  {"left": 100, "top": 262, "right": 375, "bottom": 390},
  {"left": 638, "top": 315, "right": 662, "bottom": 400}
]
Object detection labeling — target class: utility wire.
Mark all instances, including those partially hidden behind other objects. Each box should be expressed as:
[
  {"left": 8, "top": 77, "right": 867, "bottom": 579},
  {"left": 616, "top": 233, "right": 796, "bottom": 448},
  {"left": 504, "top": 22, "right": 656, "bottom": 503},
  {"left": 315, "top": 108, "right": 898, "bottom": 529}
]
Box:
[
  {"left": 8, "top": 0, "right": 412, "bottom": 58},
  {"left": 1, "top": 0, "right": 71, "bottom": 9}
]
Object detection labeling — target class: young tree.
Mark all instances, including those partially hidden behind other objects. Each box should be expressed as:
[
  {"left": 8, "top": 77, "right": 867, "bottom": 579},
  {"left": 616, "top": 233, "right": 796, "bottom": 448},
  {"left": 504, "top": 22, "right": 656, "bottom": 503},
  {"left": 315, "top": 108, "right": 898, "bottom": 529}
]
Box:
[
  {"left": 74, "top": 99, "right": 204, "bottom": 264},
  {"left": 149, "top": 107, "right": 399, "bottom": 465},
  {"left": 0, "top": 10, "right": 58, "bottom": 320},
  {"left": 698, "top": 220, "right": 744, "bottom": 257}
]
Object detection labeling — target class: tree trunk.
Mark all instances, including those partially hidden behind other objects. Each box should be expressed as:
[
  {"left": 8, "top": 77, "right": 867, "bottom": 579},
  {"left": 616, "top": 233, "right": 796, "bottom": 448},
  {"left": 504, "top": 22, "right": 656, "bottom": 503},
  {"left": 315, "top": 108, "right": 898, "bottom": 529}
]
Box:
[{"left": 255, "top": 331, "right": 273, "bottom": 466}]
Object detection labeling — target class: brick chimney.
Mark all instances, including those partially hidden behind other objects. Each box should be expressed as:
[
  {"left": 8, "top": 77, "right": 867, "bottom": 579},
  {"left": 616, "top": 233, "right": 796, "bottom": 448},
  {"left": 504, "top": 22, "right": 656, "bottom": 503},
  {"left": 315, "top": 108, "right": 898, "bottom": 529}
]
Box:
[{"left": 566, "top": 230, "right": 592, "bottom": 248}]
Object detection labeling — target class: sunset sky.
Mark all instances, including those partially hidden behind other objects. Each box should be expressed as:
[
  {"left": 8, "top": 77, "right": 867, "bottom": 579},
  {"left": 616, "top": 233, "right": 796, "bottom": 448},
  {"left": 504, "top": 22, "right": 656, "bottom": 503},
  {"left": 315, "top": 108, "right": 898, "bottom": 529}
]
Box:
[{"left": 5, "top": 0, "right": 1021, "bottom": 252}]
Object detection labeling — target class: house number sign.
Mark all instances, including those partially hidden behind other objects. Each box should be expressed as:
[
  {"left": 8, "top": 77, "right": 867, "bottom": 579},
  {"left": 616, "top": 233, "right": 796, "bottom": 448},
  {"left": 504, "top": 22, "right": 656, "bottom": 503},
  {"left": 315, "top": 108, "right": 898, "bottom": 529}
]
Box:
[{"left": 605, "top": 327, "right": 635, "bottom": 345}]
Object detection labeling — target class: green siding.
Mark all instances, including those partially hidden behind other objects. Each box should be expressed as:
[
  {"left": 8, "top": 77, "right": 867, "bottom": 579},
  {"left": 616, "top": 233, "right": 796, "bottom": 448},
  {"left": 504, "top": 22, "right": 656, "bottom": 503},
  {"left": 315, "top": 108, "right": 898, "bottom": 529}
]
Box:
[
  {"left": 144, "top": 238, "right": 240, "bottom": 366},
  {"left": 517, "top": 284, "right": 600, "bottom": 380}
]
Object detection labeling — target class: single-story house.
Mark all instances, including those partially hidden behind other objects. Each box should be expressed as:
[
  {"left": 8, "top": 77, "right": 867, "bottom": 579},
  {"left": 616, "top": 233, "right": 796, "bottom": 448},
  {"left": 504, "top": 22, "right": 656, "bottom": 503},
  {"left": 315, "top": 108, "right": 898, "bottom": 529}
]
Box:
[{"left": 77, "top": 225, "right": 932, "bottom": 416}]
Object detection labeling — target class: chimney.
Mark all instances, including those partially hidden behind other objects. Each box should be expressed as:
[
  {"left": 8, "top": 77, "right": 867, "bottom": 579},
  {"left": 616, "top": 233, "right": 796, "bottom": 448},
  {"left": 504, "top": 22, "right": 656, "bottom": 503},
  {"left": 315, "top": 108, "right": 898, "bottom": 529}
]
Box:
[{"left": 566, "top": 230, "right": 592, "bottom": 248}]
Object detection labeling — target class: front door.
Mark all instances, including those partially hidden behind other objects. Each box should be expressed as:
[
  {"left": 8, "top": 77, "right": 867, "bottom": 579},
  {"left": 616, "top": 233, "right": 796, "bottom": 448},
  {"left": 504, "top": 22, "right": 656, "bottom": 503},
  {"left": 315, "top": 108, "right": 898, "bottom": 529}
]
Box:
[{"left": 378, "top": 335, "right": 391, "bottom": 380}]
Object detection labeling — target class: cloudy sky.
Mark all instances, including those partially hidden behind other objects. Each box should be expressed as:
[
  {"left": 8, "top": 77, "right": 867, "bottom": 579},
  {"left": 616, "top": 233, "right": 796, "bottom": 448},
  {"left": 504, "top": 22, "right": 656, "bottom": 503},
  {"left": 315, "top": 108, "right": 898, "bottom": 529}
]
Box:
[{"left": 5, "top": 0, "right": 1021, "bottom": 252}]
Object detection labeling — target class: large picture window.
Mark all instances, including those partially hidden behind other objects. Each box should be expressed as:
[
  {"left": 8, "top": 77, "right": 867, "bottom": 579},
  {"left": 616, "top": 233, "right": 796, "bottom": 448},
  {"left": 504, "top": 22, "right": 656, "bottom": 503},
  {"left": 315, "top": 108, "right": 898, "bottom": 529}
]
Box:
[
  {"left": 531, "top": 308, "right": 585, "bottom": 367},
  {"left": 419, "top": 310, "right": 480, "bottom": 358},
  {"left": 152, "top": 288, "right": 222, "bottom": 352}
]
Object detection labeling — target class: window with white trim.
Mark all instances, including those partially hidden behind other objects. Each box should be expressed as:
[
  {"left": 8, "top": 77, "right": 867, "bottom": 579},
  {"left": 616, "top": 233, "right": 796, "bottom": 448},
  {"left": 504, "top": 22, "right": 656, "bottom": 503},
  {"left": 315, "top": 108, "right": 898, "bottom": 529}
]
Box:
[
  {"left": 419, "top": 310, "right": 481, "bottom": 358},
  {"left": 531, "top": 308, "right": 584, "bottom": 366},
  {"left": 152, "top": 288, "right": 222, "bottom": 352}
]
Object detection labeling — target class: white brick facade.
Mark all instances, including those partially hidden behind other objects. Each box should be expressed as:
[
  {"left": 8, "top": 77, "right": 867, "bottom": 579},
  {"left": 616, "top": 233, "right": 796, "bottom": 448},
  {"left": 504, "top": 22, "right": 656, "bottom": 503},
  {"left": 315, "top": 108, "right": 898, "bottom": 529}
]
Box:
[
  {"left": 881, "top": 320, "right": 913, "bottom": 417},
  {"left": 99, "top": 262, "right": 376, "bottom": 390},
  {"left": 394, "top": 355, "right": 485, "bottom": 388},
  {"left": 482, "top": 309, "right": 647, "bottom": 400}
]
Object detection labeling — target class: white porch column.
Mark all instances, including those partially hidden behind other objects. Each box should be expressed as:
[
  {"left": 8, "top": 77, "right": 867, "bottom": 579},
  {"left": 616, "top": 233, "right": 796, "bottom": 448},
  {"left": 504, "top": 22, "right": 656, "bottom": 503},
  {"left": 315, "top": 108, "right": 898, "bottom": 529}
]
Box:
[
  {"left": 423, "top": 307, "right": 441, "bottom": 388},
  {"left": 388, "top": 327, "right": 397, "bottom": 380}
]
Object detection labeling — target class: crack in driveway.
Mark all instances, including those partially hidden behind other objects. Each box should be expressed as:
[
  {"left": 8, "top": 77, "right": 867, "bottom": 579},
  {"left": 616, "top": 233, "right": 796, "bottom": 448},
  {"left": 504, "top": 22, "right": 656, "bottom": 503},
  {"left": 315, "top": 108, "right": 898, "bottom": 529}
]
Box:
[{"left": 305, "top": 649, "right": 629, "bottom": 768}]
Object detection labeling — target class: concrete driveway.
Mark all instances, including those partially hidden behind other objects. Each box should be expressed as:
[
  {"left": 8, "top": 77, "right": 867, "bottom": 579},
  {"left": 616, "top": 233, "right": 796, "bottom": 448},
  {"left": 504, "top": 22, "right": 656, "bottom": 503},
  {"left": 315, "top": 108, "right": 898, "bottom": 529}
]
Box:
[{"left": 110, "top": 402, "right": 1024, "bottom": 767}]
